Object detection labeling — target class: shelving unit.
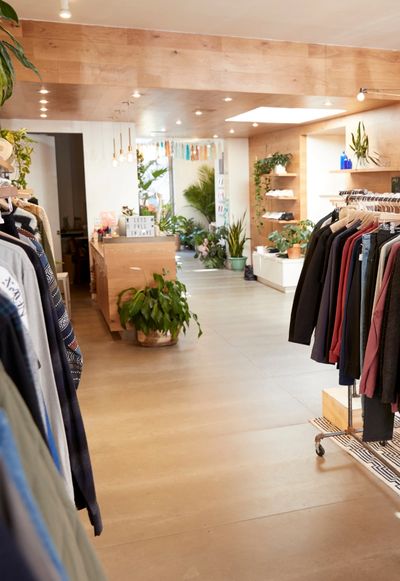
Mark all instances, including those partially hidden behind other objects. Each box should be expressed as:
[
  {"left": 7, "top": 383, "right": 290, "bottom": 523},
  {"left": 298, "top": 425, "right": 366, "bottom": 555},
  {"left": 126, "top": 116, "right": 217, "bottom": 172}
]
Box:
[
  {"left": 331, "top": 168, "right": 400, "bottom": 174},
  {"left": 265, "top": 196, "right": 298, "bottom": 200},
  {"left": 263, "top": 219, "right": 299, "bottom": 224}
]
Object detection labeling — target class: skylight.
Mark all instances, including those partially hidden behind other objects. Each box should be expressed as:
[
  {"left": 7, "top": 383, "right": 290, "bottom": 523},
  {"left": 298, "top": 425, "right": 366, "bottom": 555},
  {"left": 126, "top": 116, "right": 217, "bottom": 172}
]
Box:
[{"left": 226, "top": 107, "right": 346, "bottom": 124}]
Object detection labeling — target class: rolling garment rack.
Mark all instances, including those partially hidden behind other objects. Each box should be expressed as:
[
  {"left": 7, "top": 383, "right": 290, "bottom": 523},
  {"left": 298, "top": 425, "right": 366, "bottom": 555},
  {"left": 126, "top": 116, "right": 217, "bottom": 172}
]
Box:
[{"left": 313, "top": 189, "right": 400, "bottom": 481}]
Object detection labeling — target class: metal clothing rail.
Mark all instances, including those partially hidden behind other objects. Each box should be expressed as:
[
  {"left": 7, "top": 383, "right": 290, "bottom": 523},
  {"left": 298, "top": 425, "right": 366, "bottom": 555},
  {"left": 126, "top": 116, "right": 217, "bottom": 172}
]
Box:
[{"left": 313, "top": 196, "right": 400, "bottom": 480}]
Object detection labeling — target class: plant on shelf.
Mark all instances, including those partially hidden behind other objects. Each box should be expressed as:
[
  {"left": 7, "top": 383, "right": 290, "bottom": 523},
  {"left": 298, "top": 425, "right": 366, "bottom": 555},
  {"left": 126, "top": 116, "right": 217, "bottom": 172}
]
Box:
[
  {"left": 0, "top": 128, "right": 34, "bottom": 189},
  {"left": 136, "top": 149, "right": 168, "bottom": 214},
  {"left": 194, "top": 226, "right": 228, "bottom": 269},
  {"left": 268, "top": 219, "right": 314, "bottom": 259},
  {"left": 183, "top": 164, "right": 215, "bottom": 223},
  {"left": 117, "top": 271, "right": 202, "bottom": 347},
  {"left": 253, "top": 152, "right": 293, "bottom": 233},
  {"left": 0, "top": 1, "right": 40, "bottom": 106},
  {"left": 349, "top": 122, "right": 380, "bottom": 168},
  {"left": 226, "top": 213, "right": 248, "bottom": 271}
]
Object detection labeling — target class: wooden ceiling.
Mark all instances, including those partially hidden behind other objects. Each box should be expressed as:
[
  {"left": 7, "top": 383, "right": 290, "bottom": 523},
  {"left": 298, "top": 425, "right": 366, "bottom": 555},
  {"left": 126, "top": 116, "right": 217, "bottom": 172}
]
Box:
[{"left": 0, "top": 82, "right": 393, "bottom": 139}]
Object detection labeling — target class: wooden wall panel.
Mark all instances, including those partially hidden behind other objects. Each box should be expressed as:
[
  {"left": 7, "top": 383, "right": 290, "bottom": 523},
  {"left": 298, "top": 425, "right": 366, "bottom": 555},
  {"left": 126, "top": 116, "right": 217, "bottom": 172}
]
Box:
[{"left": 5, "top": 20, "right": 400, "bottom": 98}]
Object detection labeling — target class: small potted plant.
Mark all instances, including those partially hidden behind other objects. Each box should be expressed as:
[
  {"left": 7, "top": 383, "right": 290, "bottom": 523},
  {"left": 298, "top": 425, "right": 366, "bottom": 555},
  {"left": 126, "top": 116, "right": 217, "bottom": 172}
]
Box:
[
  {"left": 269, "top": 152, "right": 293, "bottom": 175},
  {"left": 268, "top": 219, "right": 314, "bottom": 259},
  {"left": 227, "top": 213, "right": 248, "bottom": 271},
  {"left": 117, "top": 271, "right": 202, "bottom": 347},
  {"left": 349, "top": 121, "right": 380, "bottom": 168}
]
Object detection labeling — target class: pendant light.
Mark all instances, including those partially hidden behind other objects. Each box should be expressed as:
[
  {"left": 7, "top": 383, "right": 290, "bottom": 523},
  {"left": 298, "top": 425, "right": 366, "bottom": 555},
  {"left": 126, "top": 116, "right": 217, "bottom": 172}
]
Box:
[
  {"left": 118, "top": 132, "right": 125, "bottom": 163},
  {"left": 112, "top": 138, "right": 118, "bottom": 167},
  {"left": 59, "top": 0, "right": 72, "bottom": 19},
  {"left": 127, "top": 128, "right": 134, "bottom": 163}
]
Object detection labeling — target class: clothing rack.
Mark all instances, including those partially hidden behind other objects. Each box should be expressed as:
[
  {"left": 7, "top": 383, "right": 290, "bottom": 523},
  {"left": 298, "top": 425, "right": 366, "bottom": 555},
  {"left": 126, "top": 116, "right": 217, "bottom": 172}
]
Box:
[{"left": 314, "top": 192, "right": 400, "bottom": 481}]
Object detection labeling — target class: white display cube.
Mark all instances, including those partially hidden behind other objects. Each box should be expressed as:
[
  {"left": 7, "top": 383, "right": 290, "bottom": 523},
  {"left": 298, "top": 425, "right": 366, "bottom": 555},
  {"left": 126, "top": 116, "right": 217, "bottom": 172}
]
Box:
[{"left": 252, "top": 251, "right": 304, "bottom": 293}]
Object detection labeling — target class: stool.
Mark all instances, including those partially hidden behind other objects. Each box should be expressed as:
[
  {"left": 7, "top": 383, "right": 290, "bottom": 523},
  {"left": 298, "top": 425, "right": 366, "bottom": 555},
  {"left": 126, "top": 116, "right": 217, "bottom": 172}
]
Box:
[{"left": 57, "top": 272, "right": 71, "bottom": 317}]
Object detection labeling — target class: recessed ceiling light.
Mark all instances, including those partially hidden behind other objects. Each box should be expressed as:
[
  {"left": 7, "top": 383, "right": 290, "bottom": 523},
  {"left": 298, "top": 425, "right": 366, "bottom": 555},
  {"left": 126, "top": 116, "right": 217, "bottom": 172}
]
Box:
[
  {"left": 229, "top": 128, "right": 235, "bottom": 134},
  {"left": 39, "top": 88, "right": 49, "bottom": 95},
  {"left": 132, "top": 91, "right": 141, "bottom": 99},
  {"left": 176, "top": 119, "right": 182, "bottom": 125},
  {"left": 40, "top": 107, "right": 48, "bottom": 112},
  {"left": 226, "top": 106, "right": 346, "bottom": 124},
  {"left": 252, "top": 122, "right": 259, "bottom": 127},
  {"left": 213, "top": 134, "right": 219, "bottom": 139},
  {"left": 195, "top": 110, "right": 203, "bottom": 116},
  {"left": 223, "top": 97, "right": 233, "bottom": 102},
  {"left": 59, "top": 0, "right": 71, "bottom": 19},
  {"left": 39, "top": 99, "right": 48, "bottom": 104},
  {"left": 40, "top": 113, "right": 48, "bottom": 118},
  {"left": 324, "top": 99, "right": 333, "bottom": 107}
]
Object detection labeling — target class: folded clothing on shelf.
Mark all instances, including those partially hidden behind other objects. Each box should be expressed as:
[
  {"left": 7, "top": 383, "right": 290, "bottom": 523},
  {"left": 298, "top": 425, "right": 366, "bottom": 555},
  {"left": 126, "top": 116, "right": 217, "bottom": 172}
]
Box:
[
  {"left": 262, "top": 211, "right": 295, "bottom": 221},
  {"left": 266, "top": 189, "right": 295, "bottom": 197}
]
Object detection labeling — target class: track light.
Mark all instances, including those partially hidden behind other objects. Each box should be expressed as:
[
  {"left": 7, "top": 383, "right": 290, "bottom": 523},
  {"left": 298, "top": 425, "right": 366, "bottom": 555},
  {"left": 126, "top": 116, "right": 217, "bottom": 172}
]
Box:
[
  {"left": 59, "top": 0, "right": 71, "bottom": 19},
  {"left": 356, "top": 87, "right": 400, "bottom": 101},
  {"left": 357, "top": 88, "right": 366, "bottom": 102}
]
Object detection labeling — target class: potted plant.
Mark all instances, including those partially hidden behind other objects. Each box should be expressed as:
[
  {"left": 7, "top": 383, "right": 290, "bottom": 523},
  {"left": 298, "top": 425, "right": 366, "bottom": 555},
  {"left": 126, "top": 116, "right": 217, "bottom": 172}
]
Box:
[
  {"left": 117, "top": 271, "right": 202, "bottom": 347},
  {"left": 349, "top": 122, "right": 380, "bottom": 168},
  {"left": 268, "top": 152, "right": 293, "bottom": 175},
  {"left": 268, "top": 219, "right": 314, "bottom": 259},
  {"left": 136, "top": 149, "right": 168, "bottom": 214},
  {"left": 227, "top": 213, "right": 248, "bottom": 271},
  {"left": 183, "top": 165, "right": 215, "bottom": 223},
  {"left": 194, "top": 226, "right": 227, "bottom": 269}
]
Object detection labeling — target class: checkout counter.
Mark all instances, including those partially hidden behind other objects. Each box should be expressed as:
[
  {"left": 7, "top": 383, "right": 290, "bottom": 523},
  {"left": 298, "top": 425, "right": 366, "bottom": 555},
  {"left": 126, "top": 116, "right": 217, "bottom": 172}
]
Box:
[{"left": 90, "top": 236, "right": 177, "bottom": 332}]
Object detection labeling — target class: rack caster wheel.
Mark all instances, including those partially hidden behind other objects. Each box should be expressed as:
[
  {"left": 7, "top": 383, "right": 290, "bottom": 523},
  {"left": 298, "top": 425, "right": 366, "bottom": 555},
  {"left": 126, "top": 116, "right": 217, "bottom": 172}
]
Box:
[{"left": 315, "top": 443, "right": 325, "bottom": 457}]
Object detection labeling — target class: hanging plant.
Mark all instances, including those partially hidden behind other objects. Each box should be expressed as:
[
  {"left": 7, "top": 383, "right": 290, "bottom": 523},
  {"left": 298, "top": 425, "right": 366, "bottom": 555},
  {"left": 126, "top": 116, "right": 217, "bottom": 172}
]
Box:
[
  {"left": 0, "top": 128, "right": 34, "bottom": 189},
  {"left": 0, "top": 0, "right": 40, "bottom": 106},
  {"left": 349, "top": 122, "right": 380, "bottom": 168},
  {"left": 253, "top": 153, "right": 293, "bottom": 233}
]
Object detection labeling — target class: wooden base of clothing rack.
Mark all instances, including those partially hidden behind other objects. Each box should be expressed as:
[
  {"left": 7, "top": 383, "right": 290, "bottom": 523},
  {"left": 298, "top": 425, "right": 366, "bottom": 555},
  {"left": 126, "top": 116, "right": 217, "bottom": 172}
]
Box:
[{"left": 314, "top": 381, "right": 400, "bottom": 480}]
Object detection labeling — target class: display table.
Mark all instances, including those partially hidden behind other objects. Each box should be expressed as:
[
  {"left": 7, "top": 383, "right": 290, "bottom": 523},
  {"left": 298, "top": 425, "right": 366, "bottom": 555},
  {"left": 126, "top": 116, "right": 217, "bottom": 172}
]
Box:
[
  {"left": 252, "top": 251, "right": 304, "bottom": 293},
  {"left": 90, "top": 236, "right": 176, "bottom": 332}
]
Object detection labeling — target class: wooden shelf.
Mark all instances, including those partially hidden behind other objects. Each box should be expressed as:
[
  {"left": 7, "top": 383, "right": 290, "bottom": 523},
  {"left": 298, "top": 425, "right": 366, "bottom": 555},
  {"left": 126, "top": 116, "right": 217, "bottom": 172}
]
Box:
[
  {"left": 330, "top": 168, "right": 400, "bottom": 174},
  {"left": 263, "top": 218, "right": 299, "bottom": 224},
  {"left": 265, "top": 196, "right": 298, "bottom": 200},
  {"left": 271, "top": 173, "right": 297, "bottom": 177}
]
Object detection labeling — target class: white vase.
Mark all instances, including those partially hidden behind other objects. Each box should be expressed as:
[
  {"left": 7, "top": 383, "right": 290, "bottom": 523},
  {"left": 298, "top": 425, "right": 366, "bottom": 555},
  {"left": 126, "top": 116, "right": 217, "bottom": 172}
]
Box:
[{"left": 274, "top": 164, "right": 287, "bottom": 175}]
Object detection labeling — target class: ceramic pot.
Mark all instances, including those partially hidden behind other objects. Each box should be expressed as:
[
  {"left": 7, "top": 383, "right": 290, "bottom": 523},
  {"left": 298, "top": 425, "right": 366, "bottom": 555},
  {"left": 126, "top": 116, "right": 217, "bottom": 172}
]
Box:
[
  {"left": 274, "top": 164, "right": 287, "bottom": 175},
  {"left": 137, "top": 329, "right": 178, "bottom": 347},
  {"left": 228, "top": 256, "right": 247, "bottom": 271},
  {"left": 287, "top": 244, "right": 302, "bottom": 259}
]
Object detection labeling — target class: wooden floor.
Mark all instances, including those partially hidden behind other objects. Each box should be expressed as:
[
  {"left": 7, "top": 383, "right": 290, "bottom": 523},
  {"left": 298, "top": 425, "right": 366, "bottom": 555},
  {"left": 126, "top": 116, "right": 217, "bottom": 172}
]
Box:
[{"left": 74, "top": 253, "right": 400, "bottom": 581}]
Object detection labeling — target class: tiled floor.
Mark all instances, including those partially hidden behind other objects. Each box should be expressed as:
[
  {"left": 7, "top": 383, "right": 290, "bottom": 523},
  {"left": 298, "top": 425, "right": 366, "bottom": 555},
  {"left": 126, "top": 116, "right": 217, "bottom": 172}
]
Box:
[{"left": 75, "top": 253, "right": 400, "bottom": 580}]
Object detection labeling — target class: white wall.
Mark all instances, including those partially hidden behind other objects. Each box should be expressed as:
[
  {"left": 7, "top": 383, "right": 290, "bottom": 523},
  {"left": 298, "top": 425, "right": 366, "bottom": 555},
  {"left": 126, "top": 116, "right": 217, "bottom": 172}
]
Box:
[
  {"left": 1, "top": 119, "right": 138, "bottom": 234},
  {"left": 173, "top": 158, "right": 212, "bottom": 227},
  {"left": 306, "top": 133, "right": 347, "bottom": 222},
  {"left": 224, "top": 138, "right": 251, "bottom": 259},
  {"left": 27, "top": 134, "right": 62, "bottom": 262}
]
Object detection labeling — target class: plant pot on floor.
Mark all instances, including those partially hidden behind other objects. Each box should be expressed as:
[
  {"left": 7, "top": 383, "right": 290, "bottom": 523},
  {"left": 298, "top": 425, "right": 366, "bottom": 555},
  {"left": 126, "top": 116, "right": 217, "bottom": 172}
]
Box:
[
  {"left": 287, "top": 244, "right": 302, "bottom": 259},
  {"left": 228, "top": 256, "right": 247, "bottom": 271},
  {"left": 137, "top": 329, "right": 178, "bottom": 347}
]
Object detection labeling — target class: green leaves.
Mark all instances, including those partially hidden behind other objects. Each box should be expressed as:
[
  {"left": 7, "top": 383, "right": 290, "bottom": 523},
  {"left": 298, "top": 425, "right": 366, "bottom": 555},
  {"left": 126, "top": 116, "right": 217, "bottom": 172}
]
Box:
[
  {"left": 117, "top": 272, "right": 202, "bottom": 339},
  {"left": 227, "top": 213, "right": 248, "bottom": 258},
  {"left": 0, "top": 128, "right": 35, "bottom": 188},
  {"left": 0, "top": 1, "right": 18, "bottom": 24},
  {"left": 349, "top": 121, "right": 380, "bottom": 166},
  {"left": 183, "top": 165, "right": 215, "bottom": 223},
  {"left": 0, "top": 4, "right": 41, "bottom": 107}
]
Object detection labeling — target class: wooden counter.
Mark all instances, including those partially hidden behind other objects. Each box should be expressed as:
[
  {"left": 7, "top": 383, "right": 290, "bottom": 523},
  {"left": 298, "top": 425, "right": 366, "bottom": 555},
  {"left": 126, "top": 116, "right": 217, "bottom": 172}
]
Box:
[{"left": 90, "top": 236, "right": 177, "bottom": 332}]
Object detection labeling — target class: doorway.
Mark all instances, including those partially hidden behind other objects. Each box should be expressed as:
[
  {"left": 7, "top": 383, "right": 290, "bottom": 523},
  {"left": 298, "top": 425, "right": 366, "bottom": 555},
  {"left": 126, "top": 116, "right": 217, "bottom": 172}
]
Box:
[{"left": 29, "top": 132, "right": 89, "bottom": 286}]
